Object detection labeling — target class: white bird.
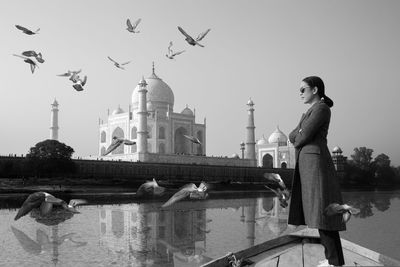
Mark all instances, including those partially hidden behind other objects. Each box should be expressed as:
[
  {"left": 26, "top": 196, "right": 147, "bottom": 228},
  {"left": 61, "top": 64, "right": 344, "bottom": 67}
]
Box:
[
  {"left": 263, "top": 173, "right": 290, "bottom": 208},
  {"left": 183, "top": 134, "right": 201, "bottom": 145},
  {"left": 324, "top": 203, "right": 360, "bottom": 223},
  {"left": 136, "top": 178, "right": 166, "bottom": 197},
  {"left": 72, "top": 75, "right": 87, "bottom": 92},
  {"left": 126, "top": 18, "right": 141, "bottom": 33},
  {"left": 103, "top": 136, "right": 136, "bottom": 156},
  {"left": 13, "top": 54, "right": 38, "bottom": 73},
  {"left": 178, "top": 26, "right": 210, "bottom": 47},
  {"left": 161, "top": 182, "right": 210, "bottom": 208},
  {"left": 166, "top": 41, "right": 185, "bottom": 59},
  {"left": 107, "top": 56, "right": 131, "bottom": 70},
  {"left": 14, "top": 192, "right": 86, "bottom": 221},
  {"left": 15, "top": 24, "right": 40, "bottom": 35}
]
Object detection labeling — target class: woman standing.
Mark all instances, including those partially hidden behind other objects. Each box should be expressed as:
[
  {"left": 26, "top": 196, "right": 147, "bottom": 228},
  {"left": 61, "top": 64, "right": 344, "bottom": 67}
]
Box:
[{"left": 288, "top": 76, "right": 346, "bottom": 266}]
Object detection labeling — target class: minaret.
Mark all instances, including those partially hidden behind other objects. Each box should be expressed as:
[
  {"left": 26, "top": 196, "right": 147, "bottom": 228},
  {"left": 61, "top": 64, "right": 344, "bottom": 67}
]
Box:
[
  {"left": 245, "top": 98, "right": 256, "bottom": 164},
  {"left": 137, "top": 76, "right": 148, "bottom": 154},
  {"left": 50, "top": 99, "right": 59, "bottom": 140}
]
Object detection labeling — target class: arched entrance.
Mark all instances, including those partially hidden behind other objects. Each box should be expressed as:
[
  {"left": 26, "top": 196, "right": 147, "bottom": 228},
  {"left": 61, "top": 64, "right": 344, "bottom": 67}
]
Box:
[
  {"left": 281, "top": 162, "right": 287, "bottom": 169},
  {"left": 174, "top": 127, "right": 189, "bottom": 154},
  {"left": 262, "top": 153, "right": 273, "bottom": 168}
]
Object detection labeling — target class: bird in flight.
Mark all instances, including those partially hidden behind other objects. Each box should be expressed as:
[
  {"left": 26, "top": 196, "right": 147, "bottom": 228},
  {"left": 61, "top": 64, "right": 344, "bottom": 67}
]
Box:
[
  {"left": 107, "top": 56, "right": 131, "bottom": 70},
  {"left": 103, "top": 136, "right": 136, "bottom": 156},
  {"left": 166, "top": 41, "right": 185, "bottom": 59},
  {"left": 15, "top": 24, "right": 40, "bottom": 35},
  {"left": 22, "top": 50, "right": 45, "bottom": 63},
  {"left": 136, "top": 178, "right": 166, "bottom": 197},
  {"left": 14, "top": 192, "right": 87, "bottom": 221},
  {"left": 183, "top": 134, "right": 201, "bottom": 145},
  {"left": 126, "top": 18, "right": 141, "bottom": 33},
  {"left": 324, "top": 203, "right": 360, "bottom": 223},
  {"left": 57, "top": 69, "right": 81, "bottom": 78},
  {"left": 178, "top": 26, "right": 210, "bottom": 47},
  {"left": 72, "top": 75, "right": 87, "bottom": 92},
  {"left": 263, "top": 173, "right": 290, "bottom": 208},
  {"left": 13, "top": 54, "right": 39, "bottom": 74},
  {"left": 161, "top": 182, "right": 211, "bottom": 208}
]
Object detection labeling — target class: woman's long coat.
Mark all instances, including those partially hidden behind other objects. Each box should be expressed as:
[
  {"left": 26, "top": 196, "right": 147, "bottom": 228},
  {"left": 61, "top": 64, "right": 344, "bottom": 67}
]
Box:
[{"left": 288, "top": 100, "right": 346, "bottom": 231}]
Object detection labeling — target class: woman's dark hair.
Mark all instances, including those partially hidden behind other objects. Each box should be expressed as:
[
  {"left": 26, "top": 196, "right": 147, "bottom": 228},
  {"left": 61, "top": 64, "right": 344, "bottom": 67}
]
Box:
[{"left": 302, "top": 76, "right": 334, "bottom": 107}]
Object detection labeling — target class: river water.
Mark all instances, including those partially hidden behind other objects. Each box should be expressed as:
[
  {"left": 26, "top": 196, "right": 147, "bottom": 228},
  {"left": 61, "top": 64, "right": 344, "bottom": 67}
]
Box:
[{"left": 0, "top": 189, "right": 399, "bottom": 266}]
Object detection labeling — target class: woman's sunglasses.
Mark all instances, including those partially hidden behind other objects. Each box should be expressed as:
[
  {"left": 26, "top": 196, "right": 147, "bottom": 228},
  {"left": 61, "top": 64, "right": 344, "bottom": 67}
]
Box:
[{"left": 300, "top": 87, "right": 311, "bottom": 94}]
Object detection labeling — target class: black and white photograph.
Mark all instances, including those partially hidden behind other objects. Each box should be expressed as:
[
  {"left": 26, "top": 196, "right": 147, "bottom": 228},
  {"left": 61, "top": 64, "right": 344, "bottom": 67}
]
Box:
[{"left": 1, "top": 1, "right": 400, "bottom": 266}]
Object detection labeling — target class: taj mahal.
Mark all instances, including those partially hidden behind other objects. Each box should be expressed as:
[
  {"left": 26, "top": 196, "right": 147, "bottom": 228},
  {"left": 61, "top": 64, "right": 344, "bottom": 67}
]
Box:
[{"left": 50, "top": 64, "right": 347, "bottom": 168}]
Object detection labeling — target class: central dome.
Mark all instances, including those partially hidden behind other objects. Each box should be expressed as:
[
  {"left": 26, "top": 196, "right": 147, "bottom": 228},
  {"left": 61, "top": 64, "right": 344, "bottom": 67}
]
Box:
[
  {"left": 131, "top": 69, "right": 174, "bottom": 111},
  {"left": 268, "top": 126, "right": 288, "bottom": 146}
]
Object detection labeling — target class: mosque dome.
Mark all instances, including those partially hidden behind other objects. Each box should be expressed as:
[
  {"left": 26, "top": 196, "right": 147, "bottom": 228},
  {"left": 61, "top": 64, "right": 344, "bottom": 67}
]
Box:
[
  {"left": 332, "top": 146, "right": 343, "bottom": 153},
  {"left": 268, "top": 126, "right": 288, "bottom": 145},
  {"left": 181, "top": 105, "right": 193, "bottom": 116},
  {"left": 231, "top": 153, "right": 240, "bottom": 159},
  {"left": 112, "top": 106, "right": 124, "bottom": 115},
  {"left": 257, "top": 135, "right": 268, "bottom": 145},
  {"left": 132, "top": 66, "right": 174, "bottom": 111}
]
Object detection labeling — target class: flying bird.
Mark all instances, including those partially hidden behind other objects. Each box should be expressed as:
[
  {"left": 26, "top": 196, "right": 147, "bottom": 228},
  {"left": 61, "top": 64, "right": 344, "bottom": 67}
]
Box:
[
  {"left": 22, "top": 50, "right": 44, "bottom": 63},
  {"left": 14, "top": 192, "right": 86, "bottom": 221},
  {"left": 263, "top": 173, "right": 290, "bottom": 208},
  {"left": 161, "top": 182, "right": 210, "bottom": 208},
  {"left": 166, "top": 41, "right": 185, "bottom": 59},
  {"left": 72, "top": 75, "right": 87, "bottom": 92},
  {"left": 324, "top": 203, "right": 361, "bottom": 223},
  {"left": 126, "top": 18, "right": 141, "bottom": 33},
  {"left": 15, "top": 24, "right": 40, "bottom": 35},
  {"left": 13, "top": 54, "right": 38, "bottom": 73},
  {"left": 178, "top": 26, "right": 210, "bottom": 47},
  {"left": 183, "top": 134, "right": 201, "bottom": 145},
  {"left": 57, "top": 69, "right": 81, "bottom": 78},
  {"left": 107, "top": 56, "right": 131, "bottom": 70},
  {"left": 136, "top": 178, "right": 166, "bottom": 197},
  {"left": 103, "top": 136, "right": 136, "bottom": 156}
]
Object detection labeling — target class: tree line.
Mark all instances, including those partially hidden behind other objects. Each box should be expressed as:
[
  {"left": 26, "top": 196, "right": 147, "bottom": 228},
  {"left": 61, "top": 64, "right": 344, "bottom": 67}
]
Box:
[{"left": 344, "top": 147, "right": 400, "bottom": 186}]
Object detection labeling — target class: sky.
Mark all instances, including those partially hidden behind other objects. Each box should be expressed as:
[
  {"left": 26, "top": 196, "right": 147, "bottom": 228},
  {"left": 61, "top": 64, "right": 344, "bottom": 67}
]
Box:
[{"left": 1, "top": 0, "right": 400, "bottom": 166}]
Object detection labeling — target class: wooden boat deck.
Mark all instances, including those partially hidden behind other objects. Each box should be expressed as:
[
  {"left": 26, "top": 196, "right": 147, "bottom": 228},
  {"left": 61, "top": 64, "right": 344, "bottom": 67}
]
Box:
[{"left": 201, "top": 228, "right": 400, "bottom": 267}]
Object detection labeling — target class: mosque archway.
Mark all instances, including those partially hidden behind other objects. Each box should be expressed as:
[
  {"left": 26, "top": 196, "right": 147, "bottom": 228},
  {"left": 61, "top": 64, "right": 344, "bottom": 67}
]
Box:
[
  {"left": 100, "top": 147, "right": 106, "bottom": 156},
  {"left": 159, "top": 143, "right": 166, "bottom": 154},
  {"left": 159, "top": 127, "right": 165, "bottom": 139},
  {"left": 131, "top": 127, "right": 137, "bottom": 139},
  {"left": 262, "top": 153, "right": 273, "bottom": 168},
  {"left": 174, "top": 127, "right": 189, "bottom": 154},
  {"left": 100, "top": 131, "right": 106, "bottom": 143},
  {"left": 281, "top": 162, "right": 287, "bottom": 169},
  {"left": 111, "top": 127, "right": 124, "bottom": 154}
]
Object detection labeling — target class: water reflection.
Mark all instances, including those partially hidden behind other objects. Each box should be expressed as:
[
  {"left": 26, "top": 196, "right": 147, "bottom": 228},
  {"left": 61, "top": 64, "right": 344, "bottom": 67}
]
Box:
[
  {"left": 97, "top": 196, "right": 288, "bottom": 266},
  {"left": 4, "top": 190, "right": 399, "bottom": 266},
  {"left": 11, "top": 225, "right": 87, "bottom": 265},
  {"left": 343, "top": 190, "right": 398, "bottom": 218}
]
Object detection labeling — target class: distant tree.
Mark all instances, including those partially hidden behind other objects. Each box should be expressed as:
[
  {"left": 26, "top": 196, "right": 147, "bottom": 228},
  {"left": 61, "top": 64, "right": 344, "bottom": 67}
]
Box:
[
  {"left": 351, "top": 147, "right": 374, "bottom": 171},
  {"left": 26, "top": 139, "right": 76, "bottom": 177},
  {"left": 372, "top": 153, "right": 396, "bottom": 185}
]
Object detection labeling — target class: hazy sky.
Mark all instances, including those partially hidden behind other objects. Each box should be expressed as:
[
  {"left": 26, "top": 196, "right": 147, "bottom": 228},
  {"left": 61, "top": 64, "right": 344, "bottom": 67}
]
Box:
[{"left": 1, "top": 0, "right": 400, "bottom": 166}]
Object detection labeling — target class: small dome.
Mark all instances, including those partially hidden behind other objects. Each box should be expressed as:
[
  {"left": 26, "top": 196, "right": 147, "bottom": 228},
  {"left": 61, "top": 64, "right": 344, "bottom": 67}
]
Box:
[
  {"left": 332, "top": 146, "right": 342, "bottom": 153},
  {"left": 181, "top": 105, "right": 193, "bottom": 116},
  {"left": 231, "top": 153, "right": 240, "bottom": 158},
  {"left": 247, "top": 99, "right": 254, "bottom": 106},
  {"left": 112, "top": 106, "right": 124, "bottom": 115},
  {"left": 257, "top": 135, "right": 268, "bottom": 145},
  {"left": 268, "top": 126, "right": 288, "bottom": 145}
]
